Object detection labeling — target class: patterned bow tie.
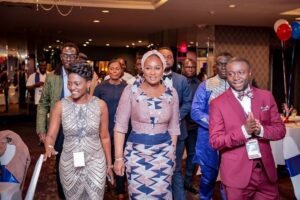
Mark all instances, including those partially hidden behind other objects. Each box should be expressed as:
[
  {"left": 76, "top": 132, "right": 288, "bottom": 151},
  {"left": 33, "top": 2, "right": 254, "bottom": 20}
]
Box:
[{"left": 237, "top": 89, "right": 253, "bottom": 101}]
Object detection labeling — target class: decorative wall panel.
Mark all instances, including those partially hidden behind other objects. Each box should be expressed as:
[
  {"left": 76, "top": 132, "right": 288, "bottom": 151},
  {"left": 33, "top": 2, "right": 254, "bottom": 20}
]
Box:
[{"left": 215, "top": 26, "right": 271, "bottom": 89}]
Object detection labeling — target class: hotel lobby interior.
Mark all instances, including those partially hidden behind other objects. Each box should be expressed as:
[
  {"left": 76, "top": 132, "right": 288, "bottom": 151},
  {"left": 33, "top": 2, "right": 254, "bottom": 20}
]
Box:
[{"left": 0, "top": 0, "right": 300, "bottom": 199}]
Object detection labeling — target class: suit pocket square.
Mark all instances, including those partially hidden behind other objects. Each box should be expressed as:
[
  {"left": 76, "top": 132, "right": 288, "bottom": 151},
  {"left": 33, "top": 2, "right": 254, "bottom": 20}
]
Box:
[{"left": 260, "top": 106, "right": 270, "bottom": 112}]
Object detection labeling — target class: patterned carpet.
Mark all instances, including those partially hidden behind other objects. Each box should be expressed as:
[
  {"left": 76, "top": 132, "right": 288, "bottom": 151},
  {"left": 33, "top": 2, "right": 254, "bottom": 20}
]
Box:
[{"left": 0, "top": 115, "right": 296, "bottom": 200}]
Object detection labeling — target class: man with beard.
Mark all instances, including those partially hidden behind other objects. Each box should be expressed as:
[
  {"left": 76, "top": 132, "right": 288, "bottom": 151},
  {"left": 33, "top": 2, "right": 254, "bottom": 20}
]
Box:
[
  {"left": 159, "top": 47, "right": 192, "bottom": 200},
  {"left": 191, "top": 52, "right": 232, "bottom": 200},
  {"left": 36, "top": 42, "right": 79, "bottom": 199}
]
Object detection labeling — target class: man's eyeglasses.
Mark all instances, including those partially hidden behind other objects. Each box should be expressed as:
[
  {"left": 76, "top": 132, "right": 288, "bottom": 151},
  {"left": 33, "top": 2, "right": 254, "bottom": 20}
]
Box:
[{"left": 62, "top": 53, "right": 77, "bottom": 60}]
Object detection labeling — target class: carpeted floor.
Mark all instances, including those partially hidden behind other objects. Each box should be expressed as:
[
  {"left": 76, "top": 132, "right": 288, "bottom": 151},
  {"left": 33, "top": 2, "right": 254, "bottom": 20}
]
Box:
[{"left": 0, "top": 114, "right": 296, "bottom": 200}]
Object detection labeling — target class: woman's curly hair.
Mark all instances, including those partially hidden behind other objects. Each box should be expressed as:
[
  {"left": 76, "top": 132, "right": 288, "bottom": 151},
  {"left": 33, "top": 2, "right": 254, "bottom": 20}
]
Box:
[{"left": 69, "top": 61, "right": 93, "bottom": 81}]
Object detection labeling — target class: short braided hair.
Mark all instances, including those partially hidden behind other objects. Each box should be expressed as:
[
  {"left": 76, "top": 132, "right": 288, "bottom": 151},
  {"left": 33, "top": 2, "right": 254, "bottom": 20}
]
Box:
[{"left": 69, "top": 61, "right": 93, "bottom": 81}]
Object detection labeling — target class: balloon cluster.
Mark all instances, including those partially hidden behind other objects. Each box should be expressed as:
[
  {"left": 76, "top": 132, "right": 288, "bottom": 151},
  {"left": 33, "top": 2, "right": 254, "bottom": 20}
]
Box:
[{"left": 274, "top": 19, "right": 300, "bottom": 41}]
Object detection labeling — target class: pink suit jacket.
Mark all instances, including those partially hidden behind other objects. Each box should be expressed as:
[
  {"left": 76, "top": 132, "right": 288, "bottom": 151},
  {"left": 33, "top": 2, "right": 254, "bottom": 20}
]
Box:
[{"left": 209, "top": 87, "right": 286, "bottom": 189}]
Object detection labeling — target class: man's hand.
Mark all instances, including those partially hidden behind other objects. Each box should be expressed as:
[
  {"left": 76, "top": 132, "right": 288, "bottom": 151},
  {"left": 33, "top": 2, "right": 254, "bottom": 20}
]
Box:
[
  {"left": 38, "top": 133, "right": 46, "bottom": 142},
  {"left": 35, "top": 82, "right": 44, "bottom": 87},
  {"left": 253, "top": 119, "right": 261, "bottom": 135},
  {"left": 244, "top": 112, "right": 257, "bottom": 135}
]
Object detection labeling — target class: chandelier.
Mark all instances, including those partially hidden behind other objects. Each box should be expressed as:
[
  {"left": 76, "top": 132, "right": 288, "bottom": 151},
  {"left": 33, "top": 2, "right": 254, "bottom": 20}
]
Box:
[{"left": 36, "top": 0, "right": 74, "bottom": 17}]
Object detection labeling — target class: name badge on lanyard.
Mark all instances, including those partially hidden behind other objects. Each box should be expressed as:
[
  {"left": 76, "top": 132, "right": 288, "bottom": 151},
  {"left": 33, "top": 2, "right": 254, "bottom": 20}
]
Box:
[
  {"left": 73, "top": 152, "right": 85, "bottom": 167},
  {"left": 245, "top": 139, "right": 262, "bottom": 160}
]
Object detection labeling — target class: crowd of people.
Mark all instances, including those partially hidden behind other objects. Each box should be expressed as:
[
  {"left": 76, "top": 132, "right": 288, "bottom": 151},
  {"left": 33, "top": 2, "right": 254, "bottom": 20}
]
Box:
[{"left": 30, "top": 42, "right": 285, "bottom": 200}]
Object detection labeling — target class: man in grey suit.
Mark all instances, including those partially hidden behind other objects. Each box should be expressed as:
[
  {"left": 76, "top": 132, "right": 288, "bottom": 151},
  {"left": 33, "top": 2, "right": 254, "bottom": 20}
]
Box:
[{"left": 159, "top": 47, "right": 192, "bottom": 200}]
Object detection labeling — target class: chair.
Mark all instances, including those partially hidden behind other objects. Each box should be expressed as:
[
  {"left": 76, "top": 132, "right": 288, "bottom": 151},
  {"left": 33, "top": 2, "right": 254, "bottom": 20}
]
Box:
[
  {"left": 24, "top": 154, "right": 44, "bottom": 200},
  {"left": 0, "top": 137, "right": 28, "bottom": 200},
  {"left": 283, "top": 136, "right": 300, "bottom": 199}
]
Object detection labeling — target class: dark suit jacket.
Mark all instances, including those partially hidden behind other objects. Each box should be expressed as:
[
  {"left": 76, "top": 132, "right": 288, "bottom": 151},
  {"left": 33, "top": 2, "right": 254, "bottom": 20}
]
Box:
[
  {"left": 209, "top": 87, "right": 286, "bottom": 188},
  {"left": 172, "top": 72, "right": 192, "bottom": 140}
]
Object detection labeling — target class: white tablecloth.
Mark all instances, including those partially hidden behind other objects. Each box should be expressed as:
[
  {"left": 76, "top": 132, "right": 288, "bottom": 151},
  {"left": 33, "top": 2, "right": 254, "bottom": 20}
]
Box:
[{"left": 271, "top": 117, "right": 300, "bottom": 166}]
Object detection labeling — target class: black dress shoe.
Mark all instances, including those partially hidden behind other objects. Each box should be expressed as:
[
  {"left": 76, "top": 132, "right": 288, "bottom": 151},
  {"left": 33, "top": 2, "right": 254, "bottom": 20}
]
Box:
[{"left": 184, "top": 185, "right": 199, "bottom": 194}]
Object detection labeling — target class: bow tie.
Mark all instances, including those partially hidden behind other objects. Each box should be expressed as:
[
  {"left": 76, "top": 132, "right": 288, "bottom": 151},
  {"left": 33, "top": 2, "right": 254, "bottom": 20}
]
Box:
[
  {"left": 163, "top": 73, "right": 172, "bottom": 80},
  {"left": 237, "top": 89, "right": 253, "bottom": 101}
]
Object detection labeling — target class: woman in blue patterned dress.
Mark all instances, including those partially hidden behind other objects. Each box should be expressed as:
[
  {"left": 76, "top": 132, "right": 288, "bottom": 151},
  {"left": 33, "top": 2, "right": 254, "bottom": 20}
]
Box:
[{"left": 113, "top": 50, "right": 180, "bottom": 199}]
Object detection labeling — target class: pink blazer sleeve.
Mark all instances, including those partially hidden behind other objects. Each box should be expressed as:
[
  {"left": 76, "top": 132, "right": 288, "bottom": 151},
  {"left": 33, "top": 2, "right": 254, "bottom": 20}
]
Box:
[
  {"left": 114, "top": 85, "right": 132, "bottom": 134},
  {"left": 168, "top": 88, "right": 180, "bottom": 136},
  {"left": 260, "top": 93, "right": 286, "bottom": 141}
]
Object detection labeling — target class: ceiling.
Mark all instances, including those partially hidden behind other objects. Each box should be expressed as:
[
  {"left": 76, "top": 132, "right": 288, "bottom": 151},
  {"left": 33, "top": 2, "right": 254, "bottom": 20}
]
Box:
[{"left": 0, "top": 0, "right": 300, "bottom": 48}]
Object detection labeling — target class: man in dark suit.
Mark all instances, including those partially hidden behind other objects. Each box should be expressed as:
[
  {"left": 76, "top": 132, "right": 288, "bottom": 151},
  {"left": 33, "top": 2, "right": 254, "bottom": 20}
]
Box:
[
  {"left": 159, "top": 47, "right": 192, "bottom": 200},
  {"left": 209, "top": 57, "right": 286, "bottom": 200},
  {"left": 37, "top": 42, "right": 79, "bottom": 199},
  {"left": 181, "top": 58, "right": 200, "bottom": 194}
]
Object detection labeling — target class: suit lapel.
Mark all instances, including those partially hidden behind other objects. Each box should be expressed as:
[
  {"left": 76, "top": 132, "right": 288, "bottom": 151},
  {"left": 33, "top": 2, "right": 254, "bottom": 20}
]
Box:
[
  {"left": 226, "top": 89, "right": 247, "bottom": 120},
  {"left": 250, "top": 87, "right": 260, "bottom": 120}
]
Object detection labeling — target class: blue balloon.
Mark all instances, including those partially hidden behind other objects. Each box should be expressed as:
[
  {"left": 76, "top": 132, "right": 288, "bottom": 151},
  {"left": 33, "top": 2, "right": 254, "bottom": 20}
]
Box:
[{"left": 291, "top": 21, "right": 300, "bottom": 39}]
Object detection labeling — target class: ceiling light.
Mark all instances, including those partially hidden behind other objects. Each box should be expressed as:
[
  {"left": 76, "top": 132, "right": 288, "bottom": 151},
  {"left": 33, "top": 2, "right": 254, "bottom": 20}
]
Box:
[
  {"left": 56, "top": 40, "right": 60, "bottom": 43},
  {"left": 88, "top": 39, "right": 92, "bottom": 41},
  {"left": 106, "top": 43, "right": 110, "bottom": 46},
  {"left": 132, "top": 43, "right": 135, "bottom": 46},
  {"left": 190, "top": 41, "right": 194, "bottom": 44},
  {"left": 85, "top": 41, "right": 90, "bottom": 44},
  {"left": 138, "top": 40, "right": 142, "bottom": 43},
  {"left": 83, "top": 44, "right": 87, "bottom": 47},
  {"left": 228, "top": 4, "right": 236, "bottom": 8},
  {"left": 93, "top": 20, "right": 100, "bottom": 23},
  {"left": 209, "top": 10, "right": 215, "bottom": 15},
  {"left": 102, "top": 10, "right": 110, "bottom": 13},
  {"left": 126, "top": 45, "right": 130, "bottom": 48},
  {"left": 48, "top": 45, "right": 52, "bottom": 48}
]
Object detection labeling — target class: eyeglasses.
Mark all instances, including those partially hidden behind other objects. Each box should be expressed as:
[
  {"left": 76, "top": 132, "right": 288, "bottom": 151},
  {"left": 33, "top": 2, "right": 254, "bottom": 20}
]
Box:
[{"left": 61, "top": 53, "right": 77, "bottom": 60}]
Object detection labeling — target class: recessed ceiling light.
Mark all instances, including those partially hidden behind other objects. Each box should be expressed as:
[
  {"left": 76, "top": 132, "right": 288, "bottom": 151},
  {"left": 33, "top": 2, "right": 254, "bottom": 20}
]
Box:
[
  {"left": 106, "top": 43, "right": 110, "bottom": 46},
  {"left": 102, "top": 10, "right": 110, "bottom": 13},
  {"left": 56, "top": 40, "right": 60, "bottom": 43},
  {"left": 93, "top": 19, "right": 100, "bottom": 23},
  {"left": 88, "top": 39, "right": 92, "bottom": 41},
  {"left": 48, "top": 45, "right": 52, "bottom": 48},
  {"left": 85, "top": 41, "right": 90, "bottom": 44},
  {"left": 126, "top": 45, "right": 130, "bottom": 48},
  {"left": 138, "top": 40, "right": 142, "bottom": 43},
  {"left": 132, "top": 43, "right": 135, "bottom": 46},
  {"left": 209, "top": 10, "right": 215, "bottom": 15},
  {"left": 228, "top": 4, "right": 236, "bottom": 8},
  {"left": 83, "top": 44, "right": 87, "bottom": 47},
  {"left": 190, "top": 41, "right": 194, "bottom": 44}
]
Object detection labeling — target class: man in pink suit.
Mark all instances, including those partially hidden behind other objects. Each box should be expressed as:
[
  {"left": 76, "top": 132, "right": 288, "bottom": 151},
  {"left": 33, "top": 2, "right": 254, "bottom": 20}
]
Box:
[{"left": 209, "top": 57, "right": 286, "bottom": 200}]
